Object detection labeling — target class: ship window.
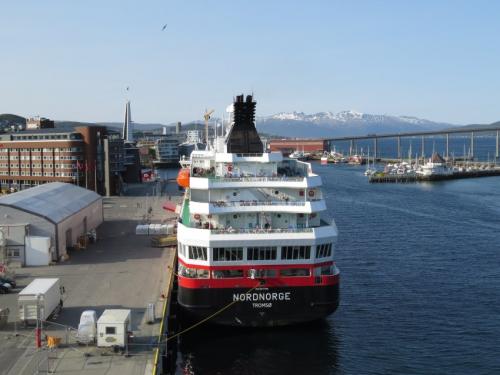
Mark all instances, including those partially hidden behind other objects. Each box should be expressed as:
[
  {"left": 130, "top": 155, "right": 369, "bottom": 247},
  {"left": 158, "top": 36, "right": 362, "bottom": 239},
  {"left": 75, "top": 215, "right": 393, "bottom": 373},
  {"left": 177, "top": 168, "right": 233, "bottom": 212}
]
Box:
[
  {"left": 213, "top": 247, "right": 243, "bottom": 261},
  {"left": 316, "top": 243, "right": 332, "bottom": 258},
  {"left": 178, "top": 264, "right": 209, "bottom": 278},
  {"left": 251, "top": 269, "right": 277, "bottom": 278},
  {"left": 247, "top": 247, "right": 277, "bottom": 261},
  {"left": 188, "top": 246, "right": 207, "bottom": 261},
  {"left": 281, "top": 246, "right": 311, "bottom": 260},
  {"left": 280, "top": 268, "right": 310, "bottom": 277},
  {"left": 212, "top": 270, "right": 244, "bottom": 278},
  {"left": 105, "top": 327, "right": 116, "bottom": 335},
  {"left": 314, "top": 265, "right": 334, "bottom": 276}
]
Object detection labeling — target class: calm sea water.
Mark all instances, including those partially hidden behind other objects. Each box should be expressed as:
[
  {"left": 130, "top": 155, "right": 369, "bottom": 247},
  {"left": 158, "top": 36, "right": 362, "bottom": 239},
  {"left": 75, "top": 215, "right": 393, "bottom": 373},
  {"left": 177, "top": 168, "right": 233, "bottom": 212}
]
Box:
[{"left": 172, "top": 163, "right": 500, "bottom": 375}]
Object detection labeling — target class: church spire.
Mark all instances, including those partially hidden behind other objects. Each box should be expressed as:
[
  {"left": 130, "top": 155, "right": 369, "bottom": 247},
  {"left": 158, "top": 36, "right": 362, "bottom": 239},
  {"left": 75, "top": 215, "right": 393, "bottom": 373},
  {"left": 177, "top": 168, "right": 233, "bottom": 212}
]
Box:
[{"left": 122, "top": 100, "right": 134, "bottom": 142}]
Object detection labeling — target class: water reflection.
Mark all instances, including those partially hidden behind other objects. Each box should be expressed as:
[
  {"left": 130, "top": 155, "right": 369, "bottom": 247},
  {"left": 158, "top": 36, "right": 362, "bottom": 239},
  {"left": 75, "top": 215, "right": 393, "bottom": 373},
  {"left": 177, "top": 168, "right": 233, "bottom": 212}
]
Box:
[{"left": 176, "top": 320, "right": 341, "bottom": 375}]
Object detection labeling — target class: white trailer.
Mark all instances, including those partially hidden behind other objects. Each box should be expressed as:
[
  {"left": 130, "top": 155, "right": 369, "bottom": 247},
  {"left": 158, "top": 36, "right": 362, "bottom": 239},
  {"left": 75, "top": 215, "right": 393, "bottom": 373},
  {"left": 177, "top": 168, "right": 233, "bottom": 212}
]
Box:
[
  {"left": 97, "top": 309, "right": 131, "bottom": 348},
  {"left": 18, "top": 278, "right": 61, "bottom": 324}
]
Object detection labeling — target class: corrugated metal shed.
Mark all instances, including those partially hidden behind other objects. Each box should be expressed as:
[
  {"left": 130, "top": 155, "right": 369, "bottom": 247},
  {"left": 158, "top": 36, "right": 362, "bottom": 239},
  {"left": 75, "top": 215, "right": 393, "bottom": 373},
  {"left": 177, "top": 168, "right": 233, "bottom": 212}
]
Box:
[{"left": 0, "top": 182, "right": 101, "bottom": 224}]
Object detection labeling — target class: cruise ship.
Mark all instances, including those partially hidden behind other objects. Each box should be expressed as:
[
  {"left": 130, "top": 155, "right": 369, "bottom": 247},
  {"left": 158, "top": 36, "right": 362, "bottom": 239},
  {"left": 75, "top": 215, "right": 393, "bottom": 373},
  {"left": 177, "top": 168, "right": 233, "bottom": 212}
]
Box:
[{"left": 176, "top": 94, "right": 339, "bottom": 327}]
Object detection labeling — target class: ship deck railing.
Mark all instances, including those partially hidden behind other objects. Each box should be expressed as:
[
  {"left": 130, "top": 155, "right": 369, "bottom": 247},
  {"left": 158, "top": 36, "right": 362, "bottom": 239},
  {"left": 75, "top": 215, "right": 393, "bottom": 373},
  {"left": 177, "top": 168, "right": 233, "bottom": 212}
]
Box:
[
  {"left": 207, "top": 175, "right": 306, "bottom": 182},
  {"left": 209, "top": 226, "right": 314, "bottom": 234},
  {"left": 209, "top": 199, "right": 321, "bottom": 207}
]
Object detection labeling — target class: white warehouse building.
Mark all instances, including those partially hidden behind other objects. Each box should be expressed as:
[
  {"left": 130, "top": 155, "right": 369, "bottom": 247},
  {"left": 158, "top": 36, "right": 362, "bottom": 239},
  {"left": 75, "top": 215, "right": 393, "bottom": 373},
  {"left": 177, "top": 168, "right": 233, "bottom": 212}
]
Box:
[{"left": 0, "top": 182, "right": 103, "bottom": 265}]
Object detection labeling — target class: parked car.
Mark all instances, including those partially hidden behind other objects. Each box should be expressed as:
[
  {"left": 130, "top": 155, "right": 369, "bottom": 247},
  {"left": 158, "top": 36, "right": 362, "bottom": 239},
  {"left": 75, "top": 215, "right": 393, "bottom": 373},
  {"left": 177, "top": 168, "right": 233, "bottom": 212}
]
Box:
[
  {"left": 0, "top": 282, "right": 11, "bottom": 294},
  {"left": 0, "top": 277, "right": 16, "bottom": 289},
  {"left": 76, "top": 310, "right": 97, "bottom": 344}
]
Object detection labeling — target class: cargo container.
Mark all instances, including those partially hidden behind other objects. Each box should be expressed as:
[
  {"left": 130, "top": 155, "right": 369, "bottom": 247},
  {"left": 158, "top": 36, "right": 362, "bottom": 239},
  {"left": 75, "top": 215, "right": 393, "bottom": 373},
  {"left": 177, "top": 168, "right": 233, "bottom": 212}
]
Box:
[{"left": 18, "top": 278, "right": 62, "bottom": 324}]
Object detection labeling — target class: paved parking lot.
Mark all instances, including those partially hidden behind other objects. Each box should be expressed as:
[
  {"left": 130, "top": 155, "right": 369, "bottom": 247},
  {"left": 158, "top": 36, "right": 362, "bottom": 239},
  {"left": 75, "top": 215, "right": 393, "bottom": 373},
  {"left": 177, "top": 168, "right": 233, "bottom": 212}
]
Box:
[{"left": 0, "top": 195, "right": 178, "bottom": 375}]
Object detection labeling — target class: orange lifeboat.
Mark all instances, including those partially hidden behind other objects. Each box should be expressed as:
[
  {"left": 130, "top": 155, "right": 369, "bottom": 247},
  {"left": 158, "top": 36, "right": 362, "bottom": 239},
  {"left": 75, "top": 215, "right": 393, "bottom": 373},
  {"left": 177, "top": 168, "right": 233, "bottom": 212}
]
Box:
[{"left": 176, "top": 168, "right": 190, "bottom": 188}]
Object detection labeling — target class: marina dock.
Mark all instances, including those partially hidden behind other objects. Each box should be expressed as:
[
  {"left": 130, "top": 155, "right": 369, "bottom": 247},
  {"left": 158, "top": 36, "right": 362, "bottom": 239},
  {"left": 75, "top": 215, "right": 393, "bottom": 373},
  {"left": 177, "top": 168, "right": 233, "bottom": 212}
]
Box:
[{"left": 368, "top": 168, "right": 500, "bottom": 183}]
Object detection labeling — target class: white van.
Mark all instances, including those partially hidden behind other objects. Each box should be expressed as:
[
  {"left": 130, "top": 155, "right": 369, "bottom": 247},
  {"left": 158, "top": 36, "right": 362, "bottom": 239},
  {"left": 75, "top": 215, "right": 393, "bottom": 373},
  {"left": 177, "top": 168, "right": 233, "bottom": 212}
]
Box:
[{"left": 76, "top": 310, "right": 97, "bottom": 344}]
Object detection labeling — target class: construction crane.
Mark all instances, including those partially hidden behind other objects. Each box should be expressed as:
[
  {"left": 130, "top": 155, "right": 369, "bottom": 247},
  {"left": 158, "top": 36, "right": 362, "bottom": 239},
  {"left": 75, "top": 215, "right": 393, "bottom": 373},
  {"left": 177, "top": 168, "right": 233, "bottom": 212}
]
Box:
[{"left": 204, "top": 109, "right": 214, "bottom": 146}]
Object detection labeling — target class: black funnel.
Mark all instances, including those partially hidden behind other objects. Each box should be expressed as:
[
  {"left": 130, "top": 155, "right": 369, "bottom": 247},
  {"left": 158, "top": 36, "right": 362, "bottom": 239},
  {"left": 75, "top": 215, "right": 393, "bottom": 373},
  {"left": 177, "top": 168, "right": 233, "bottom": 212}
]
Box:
[{"left": 226, "top": 94, "right": 263, "bottom": 154}]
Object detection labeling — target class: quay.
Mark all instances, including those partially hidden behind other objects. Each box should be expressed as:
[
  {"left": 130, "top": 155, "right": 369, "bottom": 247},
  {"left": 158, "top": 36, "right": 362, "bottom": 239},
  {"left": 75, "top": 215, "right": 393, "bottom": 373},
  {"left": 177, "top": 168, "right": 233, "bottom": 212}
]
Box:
[
  {"left": 0, "top": 183, "right": 181, "bottom": 375},
  {"left": 369, "top": 168, "right": 500, "bottom": 183}
]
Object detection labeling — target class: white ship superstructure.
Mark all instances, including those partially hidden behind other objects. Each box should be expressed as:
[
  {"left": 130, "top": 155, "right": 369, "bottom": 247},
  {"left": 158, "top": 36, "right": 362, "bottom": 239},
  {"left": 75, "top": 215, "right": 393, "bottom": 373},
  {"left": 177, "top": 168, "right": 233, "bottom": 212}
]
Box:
[{"left": 176, "top": 94, "right": 339, "bottom": 327}]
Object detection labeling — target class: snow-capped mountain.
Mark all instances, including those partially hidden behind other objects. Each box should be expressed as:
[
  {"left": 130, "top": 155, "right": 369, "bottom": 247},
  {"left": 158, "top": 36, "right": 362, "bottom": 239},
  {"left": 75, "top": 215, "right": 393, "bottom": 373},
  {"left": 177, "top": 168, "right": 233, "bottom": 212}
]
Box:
[{"left": 256, "top": 110, "right": 453, "bottom": 137}]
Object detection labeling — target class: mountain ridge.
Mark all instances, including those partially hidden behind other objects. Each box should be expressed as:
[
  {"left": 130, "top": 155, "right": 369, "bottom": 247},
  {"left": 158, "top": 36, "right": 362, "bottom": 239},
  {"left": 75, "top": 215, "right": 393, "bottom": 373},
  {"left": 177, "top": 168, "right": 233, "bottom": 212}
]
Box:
[{"left": 255, "top": 110, "right": 456, "bottom": 138}]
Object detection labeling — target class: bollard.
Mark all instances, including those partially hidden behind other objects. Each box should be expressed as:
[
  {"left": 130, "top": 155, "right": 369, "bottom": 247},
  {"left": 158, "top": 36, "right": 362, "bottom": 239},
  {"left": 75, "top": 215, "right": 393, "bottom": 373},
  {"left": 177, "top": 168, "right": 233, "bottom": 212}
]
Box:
[{"left": 35, "top": 327, "right": 42, "bottom": 348}]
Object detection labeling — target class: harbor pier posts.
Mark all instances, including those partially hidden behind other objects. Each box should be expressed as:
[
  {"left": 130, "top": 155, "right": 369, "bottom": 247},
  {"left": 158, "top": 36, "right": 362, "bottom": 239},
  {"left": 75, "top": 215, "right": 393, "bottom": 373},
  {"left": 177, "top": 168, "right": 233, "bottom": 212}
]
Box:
[
  {"left": 470, "top": 132, "right": 474, "bottom": 159},
  {"left": 445, "top": 133, "right": 449, "bottom": 159},
  {"left": 421, "top": 136, "right": 425, "bottom": 158},
  {"left": 397, "top": 136, "right": 401, "bottom": 159}
]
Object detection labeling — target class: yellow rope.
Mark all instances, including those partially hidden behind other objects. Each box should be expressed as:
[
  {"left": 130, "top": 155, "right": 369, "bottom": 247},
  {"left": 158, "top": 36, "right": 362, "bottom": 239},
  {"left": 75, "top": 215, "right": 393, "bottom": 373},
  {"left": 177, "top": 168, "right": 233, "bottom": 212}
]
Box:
[{"left": 164, "top": 265, "right": 261, "bottom": 342}]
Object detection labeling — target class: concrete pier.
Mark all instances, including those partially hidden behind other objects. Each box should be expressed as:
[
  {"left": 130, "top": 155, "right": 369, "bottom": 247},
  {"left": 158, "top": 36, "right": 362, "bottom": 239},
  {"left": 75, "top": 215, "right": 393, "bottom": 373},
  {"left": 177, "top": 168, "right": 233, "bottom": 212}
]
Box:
[{"left": 0, "top": 185, "right": 181, "bottom": 375}]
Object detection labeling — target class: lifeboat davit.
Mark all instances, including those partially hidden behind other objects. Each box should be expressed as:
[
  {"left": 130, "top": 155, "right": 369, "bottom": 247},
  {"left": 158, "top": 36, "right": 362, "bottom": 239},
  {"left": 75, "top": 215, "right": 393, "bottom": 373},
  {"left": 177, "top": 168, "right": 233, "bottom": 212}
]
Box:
[{"left": 177, "top": 168, "right": 190, "bottom": 188}]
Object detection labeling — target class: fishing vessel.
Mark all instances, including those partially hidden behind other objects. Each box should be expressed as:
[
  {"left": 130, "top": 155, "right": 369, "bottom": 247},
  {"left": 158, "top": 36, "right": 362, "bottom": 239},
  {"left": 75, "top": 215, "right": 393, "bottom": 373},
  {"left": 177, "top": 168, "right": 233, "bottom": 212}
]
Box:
[
  {"left": 320, "top": 152, "right": 329, "bottom": 165},
  {"left": 175, "top": 94, "right": 340, "bottom": 327}
]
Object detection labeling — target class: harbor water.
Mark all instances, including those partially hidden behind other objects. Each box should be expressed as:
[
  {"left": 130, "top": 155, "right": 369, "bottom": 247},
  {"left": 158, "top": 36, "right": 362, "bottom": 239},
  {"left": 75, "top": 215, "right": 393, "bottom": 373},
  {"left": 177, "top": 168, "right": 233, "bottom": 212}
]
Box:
[{"left": 169, "top": 163, "right": 500, "bottom": 375}]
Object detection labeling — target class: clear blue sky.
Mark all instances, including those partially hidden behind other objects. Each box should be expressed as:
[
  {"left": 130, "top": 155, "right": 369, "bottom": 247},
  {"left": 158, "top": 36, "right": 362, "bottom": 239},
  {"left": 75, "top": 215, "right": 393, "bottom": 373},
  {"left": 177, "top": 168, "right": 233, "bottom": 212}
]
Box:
[{"left": 1, "top": 0, "right": 499, "bottom": 125}]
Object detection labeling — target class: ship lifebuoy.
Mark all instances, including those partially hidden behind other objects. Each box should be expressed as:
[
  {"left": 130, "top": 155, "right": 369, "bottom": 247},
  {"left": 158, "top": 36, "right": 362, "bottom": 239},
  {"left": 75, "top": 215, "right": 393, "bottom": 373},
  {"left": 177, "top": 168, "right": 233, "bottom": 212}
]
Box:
[
  {"left": 227, "top": 164, "right": 233, "bottom": 172},
  {"left": 308, "top": 190, "right": 315, "bottom": 197},
  {"left": 194, "top": 213, "right": 201, "bottom": 220}
]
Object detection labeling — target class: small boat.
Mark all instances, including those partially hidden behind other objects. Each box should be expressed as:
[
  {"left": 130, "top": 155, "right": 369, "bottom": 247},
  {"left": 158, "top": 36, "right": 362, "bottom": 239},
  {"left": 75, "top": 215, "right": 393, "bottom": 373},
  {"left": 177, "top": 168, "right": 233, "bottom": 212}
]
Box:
[
  {"left": 320, "top": 152, "right": 328, "bottom": 165},
  {"left": 289, "top": 150, "right": 308, "bottom": 161},
  {"left": 348, "top": 154, "right": 365, "bottom": 165}
]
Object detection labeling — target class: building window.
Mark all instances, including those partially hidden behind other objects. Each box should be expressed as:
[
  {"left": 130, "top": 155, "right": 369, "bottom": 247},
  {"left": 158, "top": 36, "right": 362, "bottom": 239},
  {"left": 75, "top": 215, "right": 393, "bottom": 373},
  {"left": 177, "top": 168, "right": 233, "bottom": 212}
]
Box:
[
  {"left": 188, "top": 246, "right": 207, "bottom": 260},
  {"left": 316, "top": 243, "right": 332, "bottom": 258},
  {"left": 280, "top": 268, "right": 310, "bottom": 277},
  {"left": 247, "top": 246, "right": 277, "bottom": 261},
  {"left": 213, "top": 247, "right": 243, "bottom": 261},
  {"left": 281, "top": 246, "right": 311, "bottom": 260},
  {"left": 7, "top": 247, "right": 21, "bottom": 258},
  {"left": 105, "top": 327, "right": 116, "bottom": 335}
]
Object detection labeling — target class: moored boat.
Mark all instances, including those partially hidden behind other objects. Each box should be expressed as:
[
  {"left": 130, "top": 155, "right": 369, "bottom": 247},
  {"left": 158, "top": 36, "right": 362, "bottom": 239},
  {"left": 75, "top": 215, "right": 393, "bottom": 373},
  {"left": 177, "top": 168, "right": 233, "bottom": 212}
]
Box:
[{"left": 175, "top": 94, "right": 340, "bottom": 327}]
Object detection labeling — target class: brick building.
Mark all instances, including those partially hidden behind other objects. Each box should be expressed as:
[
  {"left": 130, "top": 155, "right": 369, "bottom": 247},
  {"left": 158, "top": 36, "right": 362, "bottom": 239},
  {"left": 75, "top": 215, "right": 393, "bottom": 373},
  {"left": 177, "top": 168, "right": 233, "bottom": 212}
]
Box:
[
  {"left": 267, "top": 139, "right": 329, "bottom": 155},
  {"left": 0, "top": 126, "right": 122, "bottom": 194}
]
